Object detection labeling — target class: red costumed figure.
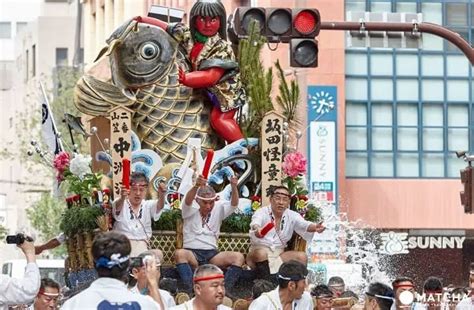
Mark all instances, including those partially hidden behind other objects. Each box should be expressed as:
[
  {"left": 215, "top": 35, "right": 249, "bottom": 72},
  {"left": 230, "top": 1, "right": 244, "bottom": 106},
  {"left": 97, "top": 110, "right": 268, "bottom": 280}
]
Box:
[{"left": 134, "top": 0, "right": 246, "bottom": 143}]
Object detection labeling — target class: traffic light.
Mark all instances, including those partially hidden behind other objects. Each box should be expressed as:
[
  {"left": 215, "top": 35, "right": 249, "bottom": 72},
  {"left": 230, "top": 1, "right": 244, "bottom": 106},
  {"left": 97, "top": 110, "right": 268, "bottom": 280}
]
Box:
[
  {"left": 460, "top": 167, "right": 474, "bottom": 213},
  {"left": 231, "top": 7, "right": 321, "bottom": 67}
]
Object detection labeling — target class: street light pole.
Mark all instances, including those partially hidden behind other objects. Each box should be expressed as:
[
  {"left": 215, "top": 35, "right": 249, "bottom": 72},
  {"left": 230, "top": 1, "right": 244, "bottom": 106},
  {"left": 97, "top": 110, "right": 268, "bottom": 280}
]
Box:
[{"left": 320, "top": 21, "right": 474, "bottom": 65}]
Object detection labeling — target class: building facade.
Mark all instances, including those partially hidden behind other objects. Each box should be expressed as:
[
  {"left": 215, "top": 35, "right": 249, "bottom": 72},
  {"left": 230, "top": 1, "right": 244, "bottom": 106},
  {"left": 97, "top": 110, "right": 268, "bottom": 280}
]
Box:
[{"left": 0, "top": 0, "right": 81, "bottom": 261}]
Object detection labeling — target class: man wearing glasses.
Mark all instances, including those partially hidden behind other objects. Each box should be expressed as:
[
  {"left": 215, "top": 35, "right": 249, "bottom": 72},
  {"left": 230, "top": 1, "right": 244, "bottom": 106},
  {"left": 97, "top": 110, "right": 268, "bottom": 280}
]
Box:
[
  {"left": 247, "top": 186, "right": 325, "bottom": 281},
  {"left": 249, "top": 260, "right": 313, "bottom": 309},
  {"left": 113, "top": 172, "right": 166, "bottom": 256}
]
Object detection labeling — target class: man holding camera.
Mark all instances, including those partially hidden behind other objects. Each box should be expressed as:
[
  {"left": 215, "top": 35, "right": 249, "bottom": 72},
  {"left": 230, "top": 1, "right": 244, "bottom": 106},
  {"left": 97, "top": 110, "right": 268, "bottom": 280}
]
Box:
[
  {"left": 129, "top": 250, "right": 176, "bottom": 308},
  {"left": 0, "top": 235, "right": 40, "bottom": 310}
]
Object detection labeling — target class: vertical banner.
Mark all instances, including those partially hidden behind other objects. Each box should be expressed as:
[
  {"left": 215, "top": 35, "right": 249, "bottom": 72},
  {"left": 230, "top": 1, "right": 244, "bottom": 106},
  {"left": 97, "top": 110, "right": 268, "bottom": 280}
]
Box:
[
  {"left": 308, "top": 86, "right": 338, "bottom": 205},
  {"left": 109, "top": 106, "right": 133, "bottom": 198},
  {"left": 39, "top": 82, "right": 63, "bottom": 154},
  {"left": 261, "top": 111, "right": 284, "bottom": 206},
  {"left": 308, "top": 86, "right": 339, "bottom": 259}
]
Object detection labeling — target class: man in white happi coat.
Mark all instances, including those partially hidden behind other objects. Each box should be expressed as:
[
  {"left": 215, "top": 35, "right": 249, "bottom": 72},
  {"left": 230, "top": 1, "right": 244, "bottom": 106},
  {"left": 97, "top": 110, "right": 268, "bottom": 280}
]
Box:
[
  {"left": 113, "top": 171, "right": 166, "bottom": 256},
  {"left": 174, "top": 175, "right": 245, "bottom": 296},
  {"left": 249, "top": 260, "right": 313, "bottom": 310},
  {"left": 247, "top": 185, "right": 325, "bottom": 279},
  {"left": 0, "top": 237, "right": 40, "bottom": 310},
  {"left": 62, "top": 231, "right": 164, "bottom": 310},
  {"left": 170, "top": 264, "right": 231, "bottom": 310}
]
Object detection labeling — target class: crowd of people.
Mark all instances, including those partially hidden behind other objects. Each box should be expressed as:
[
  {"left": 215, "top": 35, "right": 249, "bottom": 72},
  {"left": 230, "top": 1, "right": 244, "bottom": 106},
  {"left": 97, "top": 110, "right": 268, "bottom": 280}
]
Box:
[{"left": 2, "top": 171, "right": 474, "bottom": 309}]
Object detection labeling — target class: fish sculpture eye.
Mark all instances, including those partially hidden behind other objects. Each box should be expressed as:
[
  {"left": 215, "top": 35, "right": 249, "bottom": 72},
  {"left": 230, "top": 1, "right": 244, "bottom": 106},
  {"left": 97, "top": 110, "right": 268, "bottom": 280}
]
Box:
[{"left": 140, "top": 42, "right": 160, "bottom": 60}]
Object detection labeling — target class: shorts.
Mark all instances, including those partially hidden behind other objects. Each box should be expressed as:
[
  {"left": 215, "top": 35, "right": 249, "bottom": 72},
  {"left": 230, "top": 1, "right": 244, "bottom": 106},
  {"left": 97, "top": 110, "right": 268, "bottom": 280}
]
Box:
[
  {"left": 249, "top": 245, "right": 284, "bottom": 274},
  {"left": 130, "top": 240, "right": 149, "bottom": 257},
  {"left": 187, "top": 248, "right": 219, "bottom": 265}
]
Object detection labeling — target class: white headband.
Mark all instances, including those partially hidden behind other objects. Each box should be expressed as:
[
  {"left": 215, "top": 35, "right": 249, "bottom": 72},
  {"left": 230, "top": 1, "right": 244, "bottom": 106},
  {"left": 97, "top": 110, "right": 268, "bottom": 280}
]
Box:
[{"left": 196, "top": 195, "right": 217, "bottom": 201}]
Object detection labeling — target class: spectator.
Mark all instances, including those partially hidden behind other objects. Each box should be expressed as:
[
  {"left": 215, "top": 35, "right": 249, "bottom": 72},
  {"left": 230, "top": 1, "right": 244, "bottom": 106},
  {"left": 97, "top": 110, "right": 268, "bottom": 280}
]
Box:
[
  {"left": 170, "top": 264, "right": 231, "bottom": 309},
  {"left": 31, "top": 278, "right": 60, "bottom": 310},
  {"left": 364, "top": 282, "right": 394, "bottom": 310},
  {"left": 328, "top": 276, "right": 346, "bottom": 298},
  {"left": 249, "top": 260, "right": 313, "bottom": 309},
  {"left": 129, "top": 250, "right": 175, "bottom": 308},
  {"left": 61, "top": 231, "right": 163, "bottom": 309},
  {"left": 391, "top": 277, "right": 417, "bottom": 310},
  {"left": 312, "top": 284, "right": 334, "bottom": 310},
  {"left": 252, "top": 280, "right": 276, "bottom": 300},
  {"left": 0, "top": 237, "right": 40, "bottom": 310},
  {"left": 423, "top": 277, "right": 444, "bottom": 310}
]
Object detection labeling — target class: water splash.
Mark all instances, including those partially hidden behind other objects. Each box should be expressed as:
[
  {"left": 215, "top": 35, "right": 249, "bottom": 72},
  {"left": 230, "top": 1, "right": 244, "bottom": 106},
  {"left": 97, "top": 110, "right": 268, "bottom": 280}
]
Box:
[{"left": 307, "top": 201, "right": 393, "bottom": 295}]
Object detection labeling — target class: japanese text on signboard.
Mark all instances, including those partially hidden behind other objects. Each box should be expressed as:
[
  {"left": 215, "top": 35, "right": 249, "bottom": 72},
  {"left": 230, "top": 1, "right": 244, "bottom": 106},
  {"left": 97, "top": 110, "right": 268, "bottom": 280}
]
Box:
[
  {"left": 261, "top": 112, "right": 284, "bottom": 206},
  {"left": 109, "top": 107, "right": 132, "bottom": 197}
]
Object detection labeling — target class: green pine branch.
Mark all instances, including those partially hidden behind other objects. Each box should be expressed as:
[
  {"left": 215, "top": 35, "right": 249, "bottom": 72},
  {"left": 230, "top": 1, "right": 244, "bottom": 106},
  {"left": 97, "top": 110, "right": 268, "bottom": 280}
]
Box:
[
  {"left": 237, "top": 20, "right": 274, "bottom": 138},
  {"left": 275, "top": 60, "right": 300, "bottom": 125}
]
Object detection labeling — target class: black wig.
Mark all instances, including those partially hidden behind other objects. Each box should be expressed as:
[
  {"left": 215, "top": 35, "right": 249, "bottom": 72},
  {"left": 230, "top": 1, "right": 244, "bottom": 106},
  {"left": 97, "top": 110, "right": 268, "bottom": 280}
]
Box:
[{"left": 189, "top": 0, "right": 227, "bottom": 40}]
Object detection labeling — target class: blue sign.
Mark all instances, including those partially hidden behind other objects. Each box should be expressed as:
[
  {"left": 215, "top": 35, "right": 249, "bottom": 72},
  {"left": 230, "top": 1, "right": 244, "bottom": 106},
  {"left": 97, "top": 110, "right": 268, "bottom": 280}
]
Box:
[{"left": 308, "top": 86, "right": 337, "bottom": 122}]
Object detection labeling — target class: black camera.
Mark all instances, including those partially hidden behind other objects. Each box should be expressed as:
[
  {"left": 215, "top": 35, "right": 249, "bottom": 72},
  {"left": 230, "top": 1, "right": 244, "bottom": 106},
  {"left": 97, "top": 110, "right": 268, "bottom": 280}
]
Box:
[{"left": 5, "top": 233, "right": 33, "bottom": 245}]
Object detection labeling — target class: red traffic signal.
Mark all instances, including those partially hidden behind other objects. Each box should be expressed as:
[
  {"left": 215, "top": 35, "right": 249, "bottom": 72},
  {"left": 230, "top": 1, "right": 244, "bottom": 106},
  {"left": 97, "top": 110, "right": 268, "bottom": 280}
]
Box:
[
  {"left": 231, "top": 7, "right": 321, "bottom": 68},
  {"left": 292, "top": 9, "right": 321, "bottom": 37},
  {"left": 460, "top": 167, "right": 474, "bottom": 213},
  {"left": 232, "top": 7, "right": 320, "bottom": 42}
]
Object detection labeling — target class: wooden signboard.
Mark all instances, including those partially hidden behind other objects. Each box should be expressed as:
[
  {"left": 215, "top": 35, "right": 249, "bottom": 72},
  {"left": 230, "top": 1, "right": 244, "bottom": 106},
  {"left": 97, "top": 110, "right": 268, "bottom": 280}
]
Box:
[
  {"left": 109, "top": 106, "right": 133, "bottom": 198},
  {"left": 261, "top": 111, "right": 284, "bottom": 206}
]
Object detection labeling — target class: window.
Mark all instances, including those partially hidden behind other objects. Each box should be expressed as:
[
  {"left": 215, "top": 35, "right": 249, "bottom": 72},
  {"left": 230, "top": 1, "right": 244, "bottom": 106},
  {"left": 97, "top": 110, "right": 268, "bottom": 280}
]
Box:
[
  {"left": 446, "top": 3, "right": 467, "bottom": 26},
  {"left": 345, "top": 0, "right": 474, "bottom": 178},
  {"left": 16, "top": 22, "right": 27, "bottom": 35},
  {"left": 0, "top": 22, "right": 11, "bottom": 39},
  {"left": 56, "top": 48, "right": 68, "bottom": 67},
  {"left": 73, "top": 48, "right": 84, "bottom": 66},
  {"left": 32, "top": 44, "right": 36, "bottom": 77},
  {"left": 0, "top": 61, "right": 13, "bottom": 90}
]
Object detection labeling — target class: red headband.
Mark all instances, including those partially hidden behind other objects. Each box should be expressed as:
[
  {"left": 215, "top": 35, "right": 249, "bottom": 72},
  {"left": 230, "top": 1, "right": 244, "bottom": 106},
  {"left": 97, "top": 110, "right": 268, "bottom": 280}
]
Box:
[
  {"left": 393, "top": 284, "right": 414, "bottom": 289},
  {"left": 38, "top": 289, "right": 60, "bottom": 297},
  {"left": 193, "top": 274, "right": 224, "bottom": 283}
]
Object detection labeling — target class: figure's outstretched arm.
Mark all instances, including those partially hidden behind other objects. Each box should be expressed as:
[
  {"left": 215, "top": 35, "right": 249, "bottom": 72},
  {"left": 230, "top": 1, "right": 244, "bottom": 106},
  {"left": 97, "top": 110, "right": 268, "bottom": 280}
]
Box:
[
  {"left": 179, "top": 67, "right": 225, "bottom": 89},
  {"left": 133, "top": 16, "right": 168, "bottom": 30}
]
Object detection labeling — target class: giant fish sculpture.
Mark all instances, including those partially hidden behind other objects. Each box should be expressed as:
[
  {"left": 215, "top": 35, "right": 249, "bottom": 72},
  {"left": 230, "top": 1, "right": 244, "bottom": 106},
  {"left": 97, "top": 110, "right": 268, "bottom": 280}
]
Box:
[{"left": 74, "top": 19, "right": 224, "bottom": 163}]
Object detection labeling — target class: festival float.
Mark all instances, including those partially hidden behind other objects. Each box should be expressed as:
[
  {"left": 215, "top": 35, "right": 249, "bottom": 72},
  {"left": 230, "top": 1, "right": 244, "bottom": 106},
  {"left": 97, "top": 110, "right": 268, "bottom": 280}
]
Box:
[{"left": 34, "top": 1, "right": 324, "bottom": 297}]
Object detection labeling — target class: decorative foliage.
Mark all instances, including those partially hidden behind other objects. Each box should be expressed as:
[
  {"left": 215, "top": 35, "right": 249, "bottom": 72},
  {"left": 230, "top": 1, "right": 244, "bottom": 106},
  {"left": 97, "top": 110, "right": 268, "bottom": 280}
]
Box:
[
  {"left": 275, "top": 60, "right": 300, "bottom": 125},
  {"left": 238, "top": 20, "right": 274, "bottom": 138},
  {"left": 69, "top": 154, "right": 93, "bottom": 179},
  {"left": 54, "top": 152, "right": 102, "bottom": 199},
  {"left": 53, "top": 151, "right": 70, "bottom": 181},
  {"left": 280, "top": 151, "right": 321, "bottom": 222},
  {"left": 153, "top": 209, "right": 182, "bottom": 231},
  {"left": 60, "top": 206, "right": 104, "bottom": 237},
  {"left": 282, "top": 151, "right": 307, "bottom": 178},
  {"left": 221, "top": 213, "right": 252, "bottom": 233},
  {"left": 251, "top": 195, "right": 262, "bottom": 211}
]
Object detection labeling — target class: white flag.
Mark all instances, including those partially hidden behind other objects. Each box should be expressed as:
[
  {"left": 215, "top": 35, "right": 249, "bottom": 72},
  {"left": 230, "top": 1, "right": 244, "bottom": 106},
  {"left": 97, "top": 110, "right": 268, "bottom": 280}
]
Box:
[{"left": 40, "top": 82, "right": 62, "bottom": 154}]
